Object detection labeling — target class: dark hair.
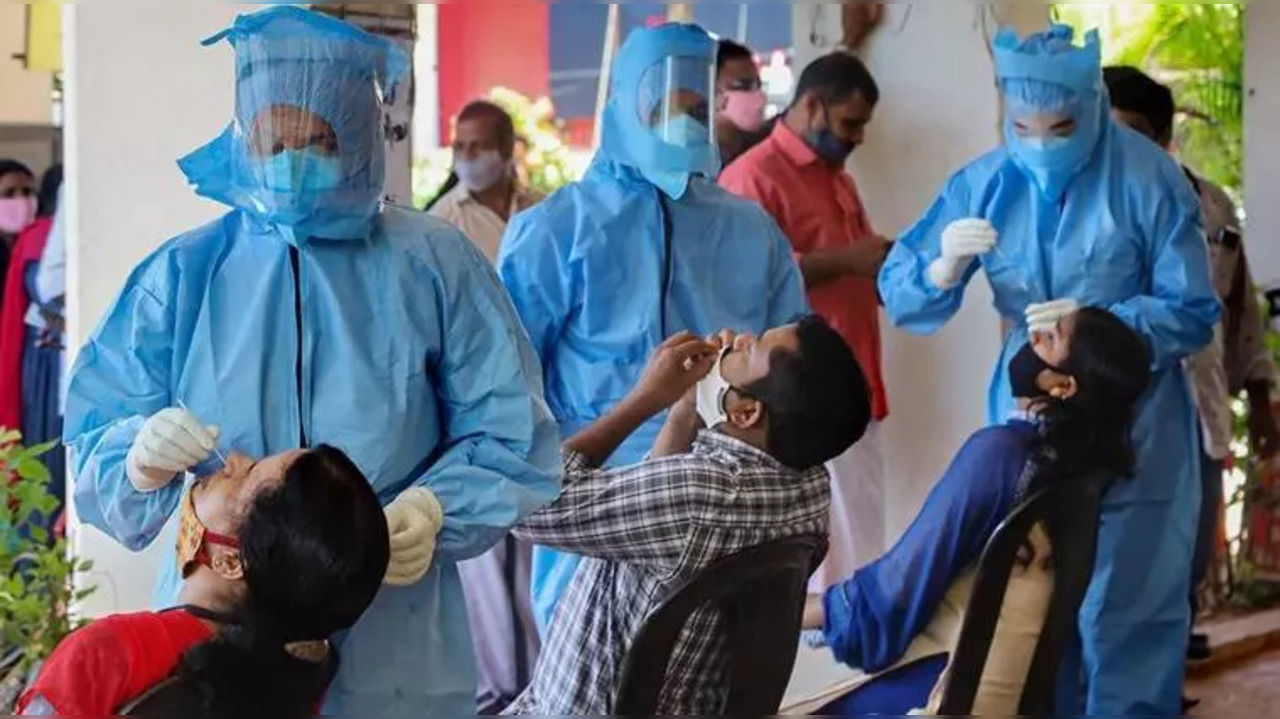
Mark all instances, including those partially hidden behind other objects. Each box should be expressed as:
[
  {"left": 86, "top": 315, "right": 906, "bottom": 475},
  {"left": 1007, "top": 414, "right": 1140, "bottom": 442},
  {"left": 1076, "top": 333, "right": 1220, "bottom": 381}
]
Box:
[
  {"left": 458, "top": 99, "right": 516, "bottom": 157},
  {"left": 793, "top": 51, "right": 880, "bottom": 108},
  {"left": 1103, "top": 65, "right": 1175, "bottom": 146},
  {"left": 742, "top": 315, "right": 871, "bottom": 470},
  {"left": 716, "top": 39, "right": 753, "bottom": 72},
  {"left": 37, "top": 164, "right": 62, "bottom": 218},
  {"left": 1027, "top": 307, "right": 1153, "bottom": 493},
  {"left": 0, "top": 159, "right": 35, "bottom": 184},
  {"left": 171, "top": 445, "right": 389, "bottom": 715}
]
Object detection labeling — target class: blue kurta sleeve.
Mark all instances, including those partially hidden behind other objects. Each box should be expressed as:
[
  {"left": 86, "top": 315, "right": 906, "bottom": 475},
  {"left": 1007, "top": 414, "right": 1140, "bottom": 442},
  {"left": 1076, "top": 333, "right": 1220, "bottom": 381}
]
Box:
[
  {"left": 879, "top": 170, "right": 980, "bottom": 335},
  {"left": 64, "top": 271, "right": 183, "bottom": 552},
  {"left": 416, "top": 228, "right": 562, "bottom": 564},
  {"left": 1107, "top": 181, "right": 1220, "bottom": 370},
  {"left": 821, "top": 425, "right": 1033, "bottom": 672}
]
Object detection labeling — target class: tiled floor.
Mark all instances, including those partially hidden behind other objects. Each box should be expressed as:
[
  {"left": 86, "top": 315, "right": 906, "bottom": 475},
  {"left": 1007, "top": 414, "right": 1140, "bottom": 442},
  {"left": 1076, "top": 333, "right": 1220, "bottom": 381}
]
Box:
[{"left": 1187, "top": 648, "right": 1280, "bottom": 714}]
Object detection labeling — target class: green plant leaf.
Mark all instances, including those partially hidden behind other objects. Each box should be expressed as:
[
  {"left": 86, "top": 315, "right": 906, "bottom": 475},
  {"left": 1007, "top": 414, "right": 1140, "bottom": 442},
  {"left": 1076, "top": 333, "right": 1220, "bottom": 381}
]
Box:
[{"left": 16, "top": 456, "right": 51, "bottom": 484}]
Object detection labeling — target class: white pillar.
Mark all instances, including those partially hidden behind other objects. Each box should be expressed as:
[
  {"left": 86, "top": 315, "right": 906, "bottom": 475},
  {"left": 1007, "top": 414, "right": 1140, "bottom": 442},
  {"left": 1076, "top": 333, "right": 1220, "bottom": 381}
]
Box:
[
  {"left": 413, "top": 4, "right": 440, "bottom": 155},
  {"left": 793, "top": 4, "right": 1048, "bottom": 543},
  {"left": 1245, "top": 4, "right": 1280, "bottom": 292},
  {"left": 63, "top": 4, "right": 263, "bottom": 617}
]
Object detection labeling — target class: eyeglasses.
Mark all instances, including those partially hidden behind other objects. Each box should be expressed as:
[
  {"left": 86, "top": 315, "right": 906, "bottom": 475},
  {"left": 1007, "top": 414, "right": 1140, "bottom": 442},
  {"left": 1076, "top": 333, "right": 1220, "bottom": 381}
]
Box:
[
  {"left": 723, "top": 78, "right": 763, "bottom": 92},
  {"left": 0, "top": 187, "right": 35, "bottom": 199}
]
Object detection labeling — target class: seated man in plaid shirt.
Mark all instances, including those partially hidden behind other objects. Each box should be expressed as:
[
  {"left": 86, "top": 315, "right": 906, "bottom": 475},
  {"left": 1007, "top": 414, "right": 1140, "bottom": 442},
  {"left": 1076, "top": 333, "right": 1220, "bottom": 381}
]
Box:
[{"left": 504, "top": 315, "right": 872, "bottom": 715}]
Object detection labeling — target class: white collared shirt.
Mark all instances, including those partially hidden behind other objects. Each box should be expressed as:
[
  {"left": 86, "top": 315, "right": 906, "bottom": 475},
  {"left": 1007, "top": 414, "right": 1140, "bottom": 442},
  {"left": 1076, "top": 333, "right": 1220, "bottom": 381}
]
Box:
[{"left": 429, "top": 182, "right": 543, "bottom": 264}]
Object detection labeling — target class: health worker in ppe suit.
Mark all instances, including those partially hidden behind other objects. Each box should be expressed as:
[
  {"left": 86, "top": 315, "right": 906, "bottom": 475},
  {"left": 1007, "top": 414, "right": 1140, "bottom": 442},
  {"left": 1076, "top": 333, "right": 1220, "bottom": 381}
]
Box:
[
  {"left": 497, "top": 22, "right": 809, "bottom": 634},
  {"left": 878, "top": 24, "right": 1219, "bottom": 714},
  {"left": 63, "top": 7, "right": 560, "bottom": 715}
]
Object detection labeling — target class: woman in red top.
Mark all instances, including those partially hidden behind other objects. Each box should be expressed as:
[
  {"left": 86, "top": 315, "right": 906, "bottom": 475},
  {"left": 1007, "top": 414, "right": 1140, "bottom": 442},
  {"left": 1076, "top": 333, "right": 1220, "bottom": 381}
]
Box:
[{"left": 18, "top": 444, "right": 389, "bottom": 715}]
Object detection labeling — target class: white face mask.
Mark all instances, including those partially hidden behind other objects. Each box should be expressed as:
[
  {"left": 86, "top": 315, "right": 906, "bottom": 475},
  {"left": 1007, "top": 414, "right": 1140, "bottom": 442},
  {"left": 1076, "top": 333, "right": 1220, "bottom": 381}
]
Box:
[
  {"left": 695, "top": 348, "right": 733, "bottom": 429},
  {"left": 454, "top": 150, "right": 508, "bottom": 193}
]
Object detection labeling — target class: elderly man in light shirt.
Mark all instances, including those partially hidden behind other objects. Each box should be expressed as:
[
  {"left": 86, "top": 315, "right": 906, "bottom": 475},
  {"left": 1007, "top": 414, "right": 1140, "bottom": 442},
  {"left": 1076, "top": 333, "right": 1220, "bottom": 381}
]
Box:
[
  {"left": 430, "top": 100, "right": 543, "bottom": 264},
  {"left": 428, "top": 98, "right": 544, "bottom": 714}
]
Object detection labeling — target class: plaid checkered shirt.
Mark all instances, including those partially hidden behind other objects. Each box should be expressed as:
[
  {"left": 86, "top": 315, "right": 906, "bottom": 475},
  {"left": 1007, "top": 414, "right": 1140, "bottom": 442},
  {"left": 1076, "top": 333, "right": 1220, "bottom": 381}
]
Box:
[{"left": 502, "top": 430, "right": 831, "bottom": 715}]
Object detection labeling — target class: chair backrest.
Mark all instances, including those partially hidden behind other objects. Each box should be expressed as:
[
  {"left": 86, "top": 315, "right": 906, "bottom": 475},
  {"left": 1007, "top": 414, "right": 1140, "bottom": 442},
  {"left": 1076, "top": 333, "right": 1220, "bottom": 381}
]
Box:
[
  {"left": 936, "top": 468, "right": 1113, "bottom": 715},
  {"left": 612, "top": 534, "right": 827, "bottom": 716}
]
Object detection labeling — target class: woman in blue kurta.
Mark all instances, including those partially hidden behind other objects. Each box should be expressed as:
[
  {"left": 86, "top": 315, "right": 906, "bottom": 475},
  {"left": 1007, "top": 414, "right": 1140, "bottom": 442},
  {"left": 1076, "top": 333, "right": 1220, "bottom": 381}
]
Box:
[
  {"left": 804, "top": 307, "right": 1153, "bottom": 714},
  {"left": 877, "top": 24, "right": 1218, "bottom": 714}
]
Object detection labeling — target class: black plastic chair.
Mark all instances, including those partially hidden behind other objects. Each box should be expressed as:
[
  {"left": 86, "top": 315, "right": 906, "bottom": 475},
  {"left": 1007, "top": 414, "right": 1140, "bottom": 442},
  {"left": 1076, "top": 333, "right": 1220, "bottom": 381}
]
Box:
[
  {"left": 612, "top": 534, "right": 827, "bottom": 716},
  {"left": 935, "top": 469, "right": 1113, "bottom": 715}
]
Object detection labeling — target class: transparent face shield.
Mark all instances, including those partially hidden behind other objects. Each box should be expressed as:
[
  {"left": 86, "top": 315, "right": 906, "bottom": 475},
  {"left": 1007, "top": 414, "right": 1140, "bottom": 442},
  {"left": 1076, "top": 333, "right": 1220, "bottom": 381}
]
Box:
[
  {"left": 229, "top": 43, "right": 387, "bottom": 208},
  {"left": 637, "top": 55, "right": 717, "bottom": 150},
  {"left": 243, "top": 104, "right": 345, "bottom": 195}
]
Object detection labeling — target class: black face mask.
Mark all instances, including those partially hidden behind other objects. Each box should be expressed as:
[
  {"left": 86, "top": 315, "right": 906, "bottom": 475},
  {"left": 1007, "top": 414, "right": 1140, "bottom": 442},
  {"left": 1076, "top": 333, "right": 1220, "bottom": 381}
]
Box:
[{"left": 1009, "top": 342, "right": 1068, "bottom": 399}]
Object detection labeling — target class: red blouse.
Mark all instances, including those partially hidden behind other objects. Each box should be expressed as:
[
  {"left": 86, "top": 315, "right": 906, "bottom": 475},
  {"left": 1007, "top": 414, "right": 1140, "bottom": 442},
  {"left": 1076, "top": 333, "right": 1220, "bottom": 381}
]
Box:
[{"left": 17, "top": 609, "right": 213, "bottom": 714}]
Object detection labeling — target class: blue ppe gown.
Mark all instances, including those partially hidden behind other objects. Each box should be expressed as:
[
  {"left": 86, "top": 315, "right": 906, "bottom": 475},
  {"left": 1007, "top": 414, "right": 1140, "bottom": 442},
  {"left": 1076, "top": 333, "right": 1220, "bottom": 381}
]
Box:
[
  {"left": 879, "top": 117, "right": 1218, "bottom": 716},
  {"left": 64, "top": 7, "right": 562, "bottom": 715},
  {"left": 879, "top": 24, "right": 1219, "bottom": 716},
  {"left": 498, "top": 25, "right": 808, "bottom": 635}
]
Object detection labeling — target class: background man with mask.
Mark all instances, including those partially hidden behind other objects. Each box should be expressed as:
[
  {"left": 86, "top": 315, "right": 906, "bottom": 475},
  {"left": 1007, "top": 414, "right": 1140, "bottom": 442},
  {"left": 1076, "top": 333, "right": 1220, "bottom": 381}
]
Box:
[
  {"left": 498, "top": 21, "right": 809, "bottom": 636},
  {"left": 879, "top": 25, "right": 1218, "bottom": 714},
  {"left": 432, "top": 98, "right": 545, "bottom": 717},
  {"left": 1105, "top": 65, "right": 1278, "bottom": 693},
  {"left": 431, "top": 100, "right": 543, "bottom": 263},
  {"left": 715, "top": 39, "right": 770, "bottom": 168},
  {"left": 721, "top": 51, "right": 891, "bottom": 589},
  {"left": 62, "top": 7, "right": 560, "bottom": 715}
]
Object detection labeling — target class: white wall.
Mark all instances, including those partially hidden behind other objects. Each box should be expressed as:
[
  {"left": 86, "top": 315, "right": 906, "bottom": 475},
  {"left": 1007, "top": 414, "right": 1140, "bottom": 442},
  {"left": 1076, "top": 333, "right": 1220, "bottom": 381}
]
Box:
[
  {"left": 793, "top": 4, "right": 1049, "bottom": 542},
  {"left": 1245, "top": 4, "right": 1280, "bottom": 294},
  {"left": 413, "top": 4, "right": 440, "bottom": 154},
  {"left": 63, "top": 4, "right": 264, "bottom": 616},
  {"left": 0, "top": 3, "right": 54, "bottom": 126}
]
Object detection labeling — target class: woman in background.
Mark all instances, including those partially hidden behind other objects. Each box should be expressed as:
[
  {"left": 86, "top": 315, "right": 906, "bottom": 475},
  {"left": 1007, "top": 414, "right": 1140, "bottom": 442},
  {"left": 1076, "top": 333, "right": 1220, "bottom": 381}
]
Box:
[
  {"left": 0, "top": 160, "right": 38, "bottom": 314},
  {"left": 1, "top": 165, "right": 65, "bottom": 524}
]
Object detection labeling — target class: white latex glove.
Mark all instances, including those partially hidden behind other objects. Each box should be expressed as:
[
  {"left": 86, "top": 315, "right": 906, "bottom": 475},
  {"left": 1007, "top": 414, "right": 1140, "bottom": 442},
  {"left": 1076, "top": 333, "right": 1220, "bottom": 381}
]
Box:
[
  {"left": 383, "top": 486, "right": 445, "bottom": 587},
  {"left": 125, "top": 408, "right": 220, "bottom": 492},
  {"left": 927, "top": 218, "right": 999, "bottom": 290},
  {"left": 1026, "top": 298, "right": 1081, "bottom": 334}
]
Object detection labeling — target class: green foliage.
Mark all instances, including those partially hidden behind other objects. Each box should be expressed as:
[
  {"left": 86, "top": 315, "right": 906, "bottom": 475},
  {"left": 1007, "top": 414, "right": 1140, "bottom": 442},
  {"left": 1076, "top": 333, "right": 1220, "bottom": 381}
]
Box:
[
  {"left": 486, "top": 86, "right": 579, "bottom": 197},
  {"left": 1055, "top": 4, "right": 1244, "bottom": 195},
  {"left": 411, "top": 149, "right": 452, "bottom": 210},
  {"left": 412, "top": 87, "right": 583, "bottom": 209},
  {"left": 0, "top": 433, "right": 94, "bottom": 708}
]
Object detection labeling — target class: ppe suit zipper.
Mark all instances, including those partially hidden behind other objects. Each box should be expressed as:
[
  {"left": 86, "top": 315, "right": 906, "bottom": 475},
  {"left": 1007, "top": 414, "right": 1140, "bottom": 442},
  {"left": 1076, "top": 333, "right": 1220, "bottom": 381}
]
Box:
[
  {"left": 289, "top": 246, "right": 309, "bottom": 448},
  {"left": 658, "top": 194, "right": 674, "bottom": 337}
]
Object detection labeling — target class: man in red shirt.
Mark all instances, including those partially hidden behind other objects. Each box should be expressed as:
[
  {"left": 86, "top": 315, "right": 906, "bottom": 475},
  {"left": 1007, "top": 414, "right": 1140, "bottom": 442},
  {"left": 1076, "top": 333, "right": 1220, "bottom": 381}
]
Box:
[{"left": 720, "top": 51, "right": 888, "bottom": 590}]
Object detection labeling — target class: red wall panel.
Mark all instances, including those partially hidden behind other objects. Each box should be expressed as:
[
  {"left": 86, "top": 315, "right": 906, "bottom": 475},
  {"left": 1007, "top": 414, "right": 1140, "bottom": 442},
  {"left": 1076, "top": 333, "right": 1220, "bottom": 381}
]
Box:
[{"left": 436, "top": 3, "right": 550, "bottom": 144}]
